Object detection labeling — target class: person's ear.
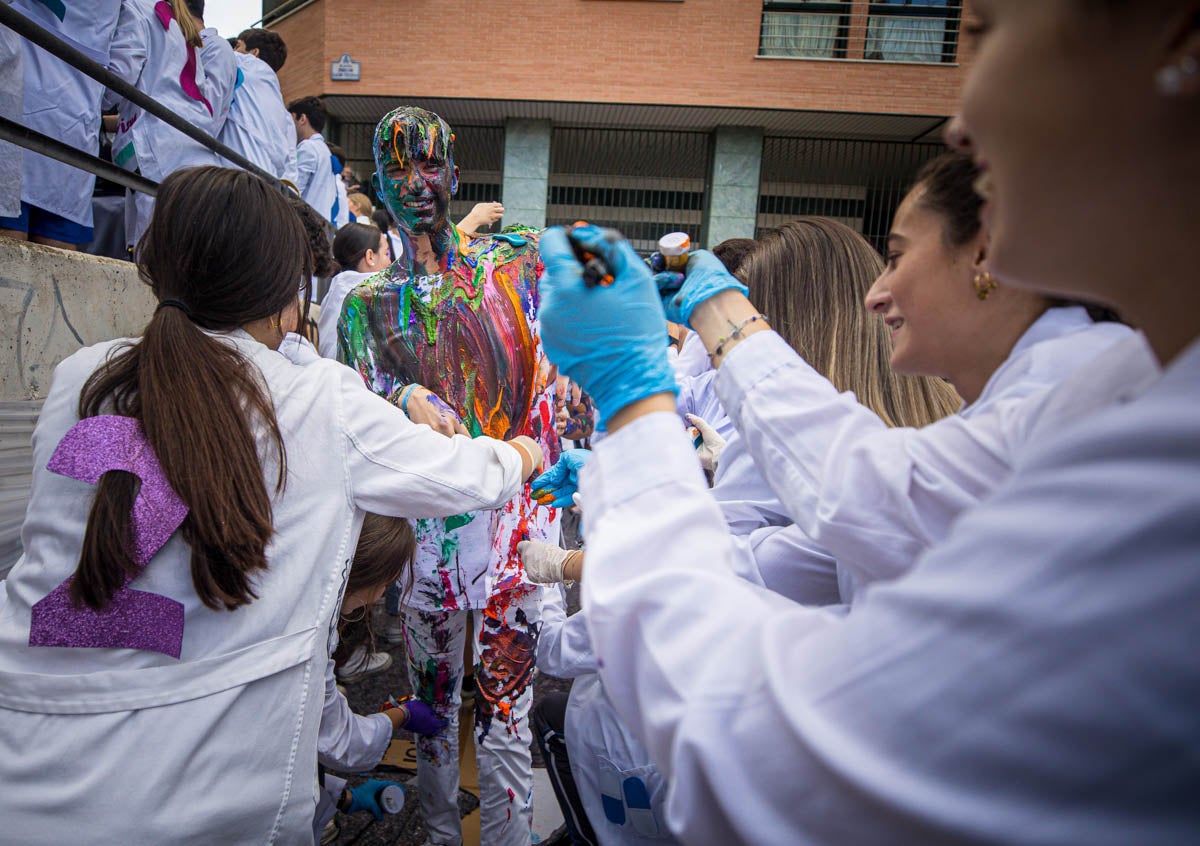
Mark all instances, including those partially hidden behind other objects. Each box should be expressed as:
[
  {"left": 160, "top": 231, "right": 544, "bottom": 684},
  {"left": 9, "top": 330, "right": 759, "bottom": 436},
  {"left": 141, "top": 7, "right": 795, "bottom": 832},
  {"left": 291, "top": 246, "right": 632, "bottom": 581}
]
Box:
[
  {"left": 371, "top": 172, "right": 380, "bottom": 195},
  {"left": 970, "top": 229, "right": 990, "bottom": 275},
  {"left": 450, "top": 165, "right": 460, "bottom": 197},
  {"left": 250, "top": 47, "right": 260, "bottom": 58}
]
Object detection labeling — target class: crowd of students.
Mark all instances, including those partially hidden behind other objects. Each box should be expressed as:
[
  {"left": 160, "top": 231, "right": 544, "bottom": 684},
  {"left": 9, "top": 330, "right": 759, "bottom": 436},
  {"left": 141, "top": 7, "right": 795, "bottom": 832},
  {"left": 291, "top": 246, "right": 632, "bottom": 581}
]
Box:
[
  {"left": 0, "top": 0, "right": 368, "bottom": 254},
  {"left": 0, "top": 0, "right": 1197, "bottom": 844}
]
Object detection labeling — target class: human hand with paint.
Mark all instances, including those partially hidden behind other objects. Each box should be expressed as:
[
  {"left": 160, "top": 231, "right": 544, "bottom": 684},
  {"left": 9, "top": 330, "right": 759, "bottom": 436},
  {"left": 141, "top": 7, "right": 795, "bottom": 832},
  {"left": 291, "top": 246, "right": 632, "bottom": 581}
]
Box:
[
  {"left": 457, "top": 201, "right": 505, "bottom": 236},
  {"left": 538, "top": 225, "right": 677, "bottom": 426},
  {"left": 554, "top": 377, "right": 594, "bottom": 440},
  {"left": 653, "top": 249, "right": 749, "bottom": 327},
  {"left": 393, "top": 384, "right": 469, "bottom": 438},
  {"left": 687, "top": 413, "right": 727, "bottom": 474},
  {"left": 531, "top": 448, "right": 591, "bottom": 508},
  {"left": 383, "top": 695, "right": 447, "bottom": 736}
]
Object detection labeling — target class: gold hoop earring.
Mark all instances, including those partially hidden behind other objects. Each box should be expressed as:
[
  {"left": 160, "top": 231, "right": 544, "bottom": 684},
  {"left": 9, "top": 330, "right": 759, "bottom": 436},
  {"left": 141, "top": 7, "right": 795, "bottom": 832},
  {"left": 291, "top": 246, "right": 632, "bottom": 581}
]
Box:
[
  {"left": 973, "top": 271, "right": 997, "bottom": 301},
  {"left": 339, "top": 605, "right": 367, "bottom": 623}
]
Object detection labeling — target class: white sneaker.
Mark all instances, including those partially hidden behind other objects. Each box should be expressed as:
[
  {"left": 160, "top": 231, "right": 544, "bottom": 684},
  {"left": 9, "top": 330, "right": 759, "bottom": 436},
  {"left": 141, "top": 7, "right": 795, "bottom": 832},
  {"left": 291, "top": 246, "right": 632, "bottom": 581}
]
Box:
[
  {"left": 382, "top": 614, "right": 404, "bottom": 646},
  {"left": 336, "top": 646, "right": 393, "bottom": 683}
]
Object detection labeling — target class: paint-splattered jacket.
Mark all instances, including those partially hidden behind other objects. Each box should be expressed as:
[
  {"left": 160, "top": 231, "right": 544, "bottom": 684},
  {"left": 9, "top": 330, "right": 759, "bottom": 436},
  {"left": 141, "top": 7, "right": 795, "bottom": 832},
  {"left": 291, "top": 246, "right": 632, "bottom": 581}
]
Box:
[{"left": 337, "top": 226, "right": 562, "bottom": 611}]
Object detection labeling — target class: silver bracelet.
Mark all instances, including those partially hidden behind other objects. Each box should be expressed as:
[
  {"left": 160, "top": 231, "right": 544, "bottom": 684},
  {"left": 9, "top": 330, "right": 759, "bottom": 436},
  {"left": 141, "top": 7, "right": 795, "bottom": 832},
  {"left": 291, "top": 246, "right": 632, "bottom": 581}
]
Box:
[{"left": 709, "top": 314, "right": 769, "bottom": 361}]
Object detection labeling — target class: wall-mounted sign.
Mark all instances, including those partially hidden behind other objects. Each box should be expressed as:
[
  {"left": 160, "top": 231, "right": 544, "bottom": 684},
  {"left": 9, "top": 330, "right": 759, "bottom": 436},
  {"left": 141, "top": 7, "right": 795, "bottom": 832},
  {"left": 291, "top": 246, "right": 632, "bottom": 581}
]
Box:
[{"left": 330, "top": 53, "right": 361, "bottom": 81}]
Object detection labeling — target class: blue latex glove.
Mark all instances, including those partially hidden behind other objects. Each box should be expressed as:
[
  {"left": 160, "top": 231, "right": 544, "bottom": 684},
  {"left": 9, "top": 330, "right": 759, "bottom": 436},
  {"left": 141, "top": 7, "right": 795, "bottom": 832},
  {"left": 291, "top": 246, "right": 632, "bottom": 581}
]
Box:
[
  {"left": 538, "top": 225, "right": 678, "bottom": 426},
  {"left": 653, "top": 248, "right": 749, "bottom": 326},
  {"left": 531, "top": 449, "right": 591, "bottom": 508},
  {"left": 346, "top": 779, "right": 406, "bottom": 821}
]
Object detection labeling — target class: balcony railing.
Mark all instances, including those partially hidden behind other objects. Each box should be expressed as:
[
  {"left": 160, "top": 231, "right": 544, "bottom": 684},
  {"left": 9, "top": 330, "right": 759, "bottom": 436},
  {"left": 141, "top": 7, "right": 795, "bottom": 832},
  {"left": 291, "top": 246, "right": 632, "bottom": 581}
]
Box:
[{"left": 760, "top": 0, "right": 963, "bottom": 64}]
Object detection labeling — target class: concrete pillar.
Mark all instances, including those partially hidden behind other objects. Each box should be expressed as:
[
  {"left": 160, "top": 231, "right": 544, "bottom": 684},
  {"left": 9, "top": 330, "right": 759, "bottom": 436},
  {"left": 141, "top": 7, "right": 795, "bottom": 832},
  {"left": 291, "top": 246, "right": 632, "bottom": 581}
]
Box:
[
  {"left": 501, "top": 119, "right": 551, "bottom": 230},
  {"left": 704, "top": 126, "right": 764, "bottom": 247}
]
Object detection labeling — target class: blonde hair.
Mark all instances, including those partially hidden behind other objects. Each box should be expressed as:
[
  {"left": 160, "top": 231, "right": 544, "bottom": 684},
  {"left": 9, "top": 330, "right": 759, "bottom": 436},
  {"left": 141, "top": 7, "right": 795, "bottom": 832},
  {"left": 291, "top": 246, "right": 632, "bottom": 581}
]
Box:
[
  {"left": 168, "top": 0, "right": 203, "bottom": 48},
  {"left": 347, "top": 192, "right": 373, "bottom": 218},
  {"left": 739, "top": 217, "right": 960, "bottom": 427}
]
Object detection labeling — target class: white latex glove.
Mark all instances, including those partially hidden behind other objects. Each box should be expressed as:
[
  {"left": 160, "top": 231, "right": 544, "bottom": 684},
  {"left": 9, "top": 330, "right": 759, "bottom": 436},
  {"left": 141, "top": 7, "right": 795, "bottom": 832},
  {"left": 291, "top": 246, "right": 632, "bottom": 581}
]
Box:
[
  {"left": 518, "top": 540, "right": 570, "bottom": 584},
  {"left": 572, "top": 491, "right": 585, "bottom": 513},
  {"left": 686, "top": 413, "right": 727, "bottom": 473}
]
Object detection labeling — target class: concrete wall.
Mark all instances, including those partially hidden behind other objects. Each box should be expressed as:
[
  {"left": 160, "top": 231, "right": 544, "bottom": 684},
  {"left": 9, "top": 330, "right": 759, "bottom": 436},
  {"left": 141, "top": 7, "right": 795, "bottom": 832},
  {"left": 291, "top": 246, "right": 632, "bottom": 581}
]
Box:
[
  {"left": 1, "top": 240, "right": 154, "bottom": 402},
  {"left": 0, "top": 240, "right": 153, "bottom": 573}
]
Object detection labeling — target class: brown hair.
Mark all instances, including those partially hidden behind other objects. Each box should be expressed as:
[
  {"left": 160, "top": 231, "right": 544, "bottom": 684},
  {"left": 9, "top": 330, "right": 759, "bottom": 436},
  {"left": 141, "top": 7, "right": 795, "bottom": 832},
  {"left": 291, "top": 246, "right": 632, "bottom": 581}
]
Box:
[
  {"left": 237, "top": 28, "right": 287, "bottom": 72},
  {"left": 72, "top": 167, "right": 313, "bottom": 611},
  {"left": 333, "top": 513, "right": 416, "bottom": 659},
  {"left": 333, "top": 222, "right": 382, "bottom": 273},
  {"left": 287, "top": 194, "right": 336, "bottom": 279},
  {"left": 912, "top": 151, "right": 983, "bottom": 248},
  {"left": 711, "top": 238, "right": 761, "bottom": 277},
  {"left": 740, "top": 217, "right": 961, "bottom": 427}
]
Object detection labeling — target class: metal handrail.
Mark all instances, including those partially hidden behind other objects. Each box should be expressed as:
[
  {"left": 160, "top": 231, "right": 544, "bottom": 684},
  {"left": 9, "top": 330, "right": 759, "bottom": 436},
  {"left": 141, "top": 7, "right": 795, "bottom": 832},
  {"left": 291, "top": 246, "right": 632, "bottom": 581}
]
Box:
[
  {"left": 0, "top": 3, "right": 288, "bottom": 192},
  {"left": 0, "top": 115, "right": 159, "bottom": 196}
]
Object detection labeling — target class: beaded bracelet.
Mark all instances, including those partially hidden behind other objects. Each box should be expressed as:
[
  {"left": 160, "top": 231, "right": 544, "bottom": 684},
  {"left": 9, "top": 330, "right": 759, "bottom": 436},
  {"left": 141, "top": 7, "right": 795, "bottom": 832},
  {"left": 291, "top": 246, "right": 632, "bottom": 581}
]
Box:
[
  {"left": 398, "top": 384, "right": 421, "bottom": 414},
  {"left": 709, "top": 314, "right": 769, "bottom": 362}
]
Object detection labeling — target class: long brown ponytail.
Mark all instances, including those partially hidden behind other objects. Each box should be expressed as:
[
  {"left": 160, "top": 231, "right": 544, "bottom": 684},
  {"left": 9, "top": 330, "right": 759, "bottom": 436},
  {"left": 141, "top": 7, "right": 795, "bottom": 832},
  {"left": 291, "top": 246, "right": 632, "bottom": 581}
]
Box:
[{"left": 72, "top": 167, "right": 312, "bottom": 611}]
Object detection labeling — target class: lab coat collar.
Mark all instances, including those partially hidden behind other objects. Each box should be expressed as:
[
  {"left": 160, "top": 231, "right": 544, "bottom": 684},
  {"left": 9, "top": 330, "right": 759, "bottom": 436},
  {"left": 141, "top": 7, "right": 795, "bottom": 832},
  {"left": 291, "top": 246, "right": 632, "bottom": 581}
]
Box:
[{"left": 967, "top": 306, "right": 1093, "bottom": 413}]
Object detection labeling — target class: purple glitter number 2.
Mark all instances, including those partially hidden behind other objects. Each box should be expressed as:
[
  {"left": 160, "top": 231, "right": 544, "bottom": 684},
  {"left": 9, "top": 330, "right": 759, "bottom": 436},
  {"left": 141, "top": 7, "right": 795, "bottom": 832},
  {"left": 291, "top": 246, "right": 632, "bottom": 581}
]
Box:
[{"left": 29, "top": 415, "right": 189, "bottom": 658}]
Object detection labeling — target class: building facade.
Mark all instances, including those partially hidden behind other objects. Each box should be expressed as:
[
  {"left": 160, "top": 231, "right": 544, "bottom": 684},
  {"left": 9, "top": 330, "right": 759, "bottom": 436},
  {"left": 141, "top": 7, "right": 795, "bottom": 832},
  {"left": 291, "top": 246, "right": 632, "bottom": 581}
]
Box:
[{"left": 268, "top": 0, "right": 974, "bottom": 252}]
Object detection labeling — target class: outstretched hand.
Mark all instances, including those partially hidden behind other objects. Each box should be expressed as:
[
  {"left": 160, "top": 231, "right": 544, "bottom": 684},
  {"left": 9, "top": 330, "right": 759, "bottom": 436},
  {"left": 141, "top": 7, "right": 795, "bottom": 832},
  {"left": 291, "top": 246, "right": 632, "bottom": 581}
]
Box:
[
  {"left": 531, "top": 449, "right": 591, "bottom": 508},
  {"left": 653, "top": 249, "right": 748, "bottom": 327}
]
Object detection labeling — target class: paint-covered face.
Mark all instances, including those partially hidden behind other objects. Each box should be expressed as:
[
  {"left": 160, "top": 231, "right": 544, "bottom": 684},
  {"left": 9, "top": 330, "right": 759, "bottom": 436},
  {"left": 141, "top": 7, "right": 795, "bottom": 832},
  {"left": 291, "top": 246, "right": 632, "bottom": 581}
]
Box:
[{"left": 373, "top": 112, "right": 458, "bottom": 237}]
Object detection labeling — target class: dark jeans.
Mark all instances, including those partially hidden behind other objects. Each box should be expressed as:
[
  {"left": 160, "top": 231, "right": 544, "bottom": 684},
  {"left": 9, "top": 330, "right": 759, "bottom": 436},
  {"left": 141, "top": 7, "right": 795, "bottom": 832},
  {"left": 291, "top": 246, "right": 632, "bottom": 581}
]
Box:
[{"left": 532, "top": 691, "right": 597, "bottom": 846}]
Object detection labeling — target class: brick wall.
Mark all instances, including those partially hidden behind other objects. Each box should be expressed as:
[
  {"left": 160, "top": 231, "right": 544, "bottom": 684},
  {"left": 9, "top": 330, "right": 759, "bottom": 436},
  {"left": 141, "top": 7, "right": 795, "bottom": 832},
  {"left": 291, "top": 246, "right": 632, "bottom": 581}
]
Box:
[{"left": 276, "top": 0, "right": 975, "bottom": 116}]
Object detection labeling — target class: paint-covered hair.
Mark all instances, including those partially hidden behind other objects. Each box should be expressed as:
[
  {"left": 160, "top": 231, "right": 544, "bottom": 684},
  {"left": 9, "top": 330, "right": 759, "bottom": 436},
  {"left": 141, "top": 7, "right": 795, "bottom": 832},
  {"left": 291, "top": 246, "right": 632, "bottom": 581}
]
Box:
[{"left": 373, "top": 106, "right": 455, "bottom": 173}]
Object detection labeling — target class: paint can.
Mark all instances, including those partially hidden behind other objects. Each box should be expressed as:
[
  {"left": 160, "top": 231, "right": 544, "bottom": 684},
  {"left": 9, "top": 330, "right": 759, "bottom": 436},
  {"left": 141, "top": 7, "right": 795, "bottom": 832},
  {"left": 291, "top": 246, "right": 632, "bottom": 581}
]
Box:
[
  {"left": 377, "top": 783, "right": 405, "bottom": 815},
  {"left": 657, "top": 232, "right": 691, "bottom": 272}
]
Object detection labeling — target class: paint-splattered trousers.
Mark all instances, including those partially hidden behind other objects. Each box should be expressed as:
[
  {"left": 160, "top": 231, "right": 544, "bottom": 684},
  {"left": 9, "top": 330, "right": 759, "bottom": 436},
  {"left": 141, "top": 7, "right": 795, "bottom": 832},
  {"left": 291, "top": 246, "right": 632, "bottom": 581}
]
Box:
[{"left": 401, "top": 586, "right": 542, "bottom": 846}]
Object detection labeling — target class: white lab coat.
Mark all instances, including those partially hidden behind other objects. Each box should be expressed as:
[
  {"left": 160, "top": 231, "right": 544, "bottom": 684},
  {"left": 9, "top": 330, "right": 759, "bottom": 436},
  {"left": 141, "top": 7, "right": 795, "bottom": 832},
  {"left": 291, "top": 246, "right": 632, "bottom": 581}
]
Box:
[
  {"left": 334, "top": 172, "right": 350, "bottom": 228},
  {"left": 106, "top": 1, "right": 236, "bottom": 243},
  {"left": 318, "top": 630, "right": 391, "bottom": 773},
  {"left": 296, "top": 132, "right": 337, "bottom": 225},
  {"left": 218, "top": 51, "right": 299, "bottom": 184},
  {"left": 0, "top": 330, "right": 524, "bottom": 844},
  {"left": 106, "top": 4, "right": 234, "bottom": 181},
  {"left": 537, "top": 587, "right": 677, "bottom": 844},
  {"left": 710, "top": 307, "right": 1132, "bottom": 595},
  {"left": 579, "top": 325, "right": 1198, "bottom": 843},
  {"left": 318, "top": 269, "right": 377, "bottom": 360},
  {"left": 13, "top": 0, "right": 121, "bottom": 226}
]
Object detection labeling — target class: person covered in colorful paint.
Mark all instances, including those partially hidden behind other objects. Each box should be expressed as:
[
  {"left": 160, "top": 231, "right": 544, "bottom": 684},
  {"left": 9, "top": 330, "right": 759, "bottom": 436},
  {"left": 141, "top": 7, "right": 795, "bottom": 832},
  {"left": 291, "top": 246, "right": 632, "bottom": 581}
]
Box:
[
  {"left": 336, "top": 106, "right": 568, "bottom": 846},
  {"left": 104, "top": 0, "right": 237, "bottom": 249}
]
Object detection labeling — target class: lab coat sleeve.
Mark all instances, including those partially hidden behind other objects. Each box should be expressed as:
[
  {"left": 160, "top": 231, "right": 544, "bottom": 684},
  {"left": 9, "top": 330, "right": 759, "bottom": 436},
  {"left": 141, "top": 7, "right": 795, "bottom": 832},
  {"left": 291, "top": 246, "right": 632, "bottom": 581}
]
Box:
[
  {"left": 335, "top": 364, "right": 525, "bottom": 518},
  {"left": 103, "top": 2, "right": 147, "bottom": 109},
  {"left": 731, "top": 523, "right": 842, "bottom": 607},
  {"left": 199, "top": 28, "right": 236, "bottom": 135},
  {"left": 295, "top": 138, "right": 316, "bottom": 196},
  {"left": 535, "top": 584, "right": 599, "bottom": 679},
  {"left": 714, "top": 330, "right": 1014, "bottom": 584},
  {"left": 317, "top": 653, "right": 392, "bottom": 773},
  {"left": 282, "top": 120, "right": 299, "bottom": 185},
  {"left": 581, "top": 397, "right": 1200, "bottom": 843}
]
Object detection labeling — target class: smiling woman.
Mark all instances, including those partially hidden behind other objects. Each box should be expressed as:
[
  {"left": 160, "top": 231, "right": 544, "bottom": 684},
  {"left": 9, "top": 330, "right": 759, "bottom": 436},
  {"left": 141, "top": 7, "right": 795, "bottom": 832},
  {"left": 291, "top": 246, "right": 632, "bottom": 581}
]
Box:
[{"left": 526, "top": 0, "right": 1199, "bottom": 839}]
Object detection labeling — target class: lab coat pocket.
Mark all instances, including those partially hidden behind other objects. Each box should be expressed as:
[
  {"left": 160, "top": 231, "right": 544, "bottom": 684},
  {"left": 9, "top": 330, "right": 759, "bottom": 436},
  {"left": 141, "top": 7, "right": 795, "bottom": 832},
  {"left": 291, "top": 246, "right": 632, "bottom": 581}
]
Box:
[{"left": 596, "top": 756, "right": 671, "bottom": 840}]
